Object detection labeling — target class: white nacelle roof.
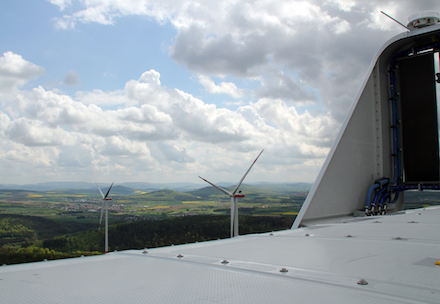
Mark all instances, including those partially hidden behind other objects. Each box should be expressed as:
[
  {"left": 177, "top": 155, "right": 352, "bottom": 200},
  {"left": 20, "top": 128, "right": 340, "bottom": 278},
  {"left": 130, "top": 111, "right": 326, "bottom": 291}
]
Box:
[
  {"left": 407, "top": 11, "right": 440, "bottom": 29},
  {"left": 2, "top": 206, "right": 440, "bottom": 303}
]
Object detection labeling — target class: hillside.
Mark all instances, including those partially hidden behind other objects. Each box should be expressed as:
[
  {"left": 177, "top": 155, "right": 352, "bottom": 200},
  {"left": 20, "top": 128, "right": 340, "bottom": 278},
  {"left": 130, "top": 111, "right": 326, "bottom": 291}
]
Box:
[
  {"left": 42, "top": 215, "right": 295, "bottom": 252},
  {"left": 0, "top": 214, "right": 94, "bottom": 247},
  {"left": 189, "top": 184, "right": 284, "bottom": 198},
  {"left": 135, "top": 189, "right": 199, "bottom": 201},
  {"left": 0, "top": 214, "right": 295, "bottom": 264}
]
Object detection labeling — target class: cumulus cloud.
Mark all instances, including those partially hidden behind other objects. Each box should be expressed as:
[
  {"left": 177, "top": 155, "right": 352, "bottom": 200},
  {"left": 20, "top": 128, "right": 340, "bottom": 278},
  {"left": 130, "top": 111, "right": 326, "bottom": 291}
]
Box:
[
  {"left": 170, "top": 24, "right": 269, "bottom": 77},
  {"left": 75, "top": 89, "right": 129, "bottom": 106},
  {"left": 57, "top": 145, "right": 92, "bottom": 167},
  {"left": 6, "top": 0, "right": 437, "bottom": 183},
  {"left": 45, "top": 0, "right": 397, "bottom": 122},
  {"left": 158, "top": 142, "right": 195, "bottom": 163},
  {"left": 47, "top": 1, "right": 431, "bottom": 118},
  {"left": 0, "top": 52, "right": 45, "bottom": 94},
  {"left": 0, "top": 56, "right": 337, "bottom": 182},
  {"left": 198, "top": 75, "right": 243, "bottom": 99},
  {"left": 48, "top": 0, "right": 72, "bottom": 11},
  {"left": 5, "top": 118, "right": 72, "bottom": 147},
  {"left": 255, "top": 70, "right": 318, "bottom": 105}
]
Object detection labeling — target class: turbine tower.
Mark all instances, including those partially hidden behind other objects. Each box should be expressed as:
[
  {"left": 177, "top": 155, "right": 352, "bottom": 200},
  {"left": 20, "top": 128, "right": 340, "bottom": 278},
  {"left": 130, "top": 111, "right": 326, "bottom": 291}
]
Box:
[
  {"left": 199, "top": 150, "right": 264, "bottom": 238},
  {"left": 96, "top": 182, "right": 114, "bottom": 253}
]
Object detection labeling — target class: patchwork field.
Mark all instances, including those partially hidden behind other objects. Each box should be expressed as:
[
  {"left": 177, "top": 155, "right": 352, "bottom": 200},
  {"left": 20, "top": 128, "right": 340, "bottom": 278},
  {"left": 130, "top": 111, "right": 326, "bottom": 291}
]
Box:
[{"left": 0, "top": 185, "right": 307, "bottom": 225}]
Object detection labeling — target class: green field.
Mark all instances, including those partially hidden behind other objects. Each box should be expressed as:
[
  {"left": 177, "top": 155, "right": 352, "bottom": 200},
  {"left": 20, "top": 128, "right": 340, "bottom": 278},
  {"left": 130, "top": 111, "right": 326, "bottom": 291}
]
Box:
[
  {"left": 2, "top": 185, "right": 439, "bottom": 224},
  {"left": 2, "top": 184, "right": 440, "bottom": 265},
  {"left": 0, "top": 186, "right": 307, "bottom": 222},
  {"left": 0, "top": 184, "right": 306, "bottom": 264}
]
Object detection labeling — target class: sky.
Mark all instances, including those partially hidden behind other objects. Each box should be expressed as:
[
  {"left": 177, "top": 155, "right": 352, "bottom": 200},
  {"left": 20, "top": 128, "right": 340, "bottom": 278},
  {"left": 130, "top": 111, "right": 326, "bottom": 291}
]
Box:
[{"left": 0, "top": 0, "right": 438, "bottom": 185}]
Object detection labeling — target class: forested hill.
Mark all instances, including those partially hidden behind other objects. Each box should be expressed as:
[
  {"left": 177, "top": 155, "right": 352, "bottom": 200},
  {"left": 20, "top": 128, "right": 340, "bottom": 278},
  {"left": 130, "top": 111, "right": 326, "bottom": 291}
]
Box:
[
  {"left": 0, "top": 214, "right": 94, "bottom": 246},
  {"left": 1, "top": 214, "right": 294, "bottom": 264},
  {"left": 106, "top": 215, "right": 294, "bottom": 250},
  {"left": 42, "top": 215, "right": 295, "bottom": 252},
  {"left": 135, "top": 189, "right": 198, "bottom": 201}
]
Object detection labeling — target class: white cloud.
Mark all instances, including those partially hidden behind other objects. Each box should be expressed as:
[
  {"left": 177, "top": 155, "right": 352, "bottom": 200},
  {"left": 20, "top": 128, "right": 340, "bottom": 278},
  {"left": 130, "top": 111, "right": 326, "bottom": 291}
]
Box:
[
  {"left": 0, "top": 52, "right": 45, "bottom": 94},
  {"left": 0, "top": 112, "right": 11, "bottom": 136},
  {"left": 158, "top": 141, "right": 195, "bottom": 163},
  {"left": 47, "top": 0, "right": 72, "bottom": 11},
  {"left": 0, "top": 57, "right": 338, "bottom": 182},
  {"left": 6, "top": 0, "right": 438, "bottom": 183},
  {"left": 46, "top": 0, "right": 422, "bottom": 117},
  {"left": 21, "top": 87, "right": 97, "bottom": 127},
  {"left": 324, "top": 0, "right": 356, "bottom": 12},
  {"left": 57, "top": 145, "right": 93, "bottom": 167},
  {"left": 75, "top": 89, "right": 129, "bottom": 106},
  {"left": 255, "top": 70, "right": 318, "bottom": 105},
  {"left": 198, "top": 75, "right": 243, "bottom": 99},
  {"left": 333, "top": 19, "right": 351, "bottom": 34},
  {"left": 1, "top": 141, "right": 58, "bottom": 166},
  {"left": 117, "top": 105, "right": 172, "bottom": 124},
  {"left": 5, "top": 118, "right": 73, "bottom": 147}
]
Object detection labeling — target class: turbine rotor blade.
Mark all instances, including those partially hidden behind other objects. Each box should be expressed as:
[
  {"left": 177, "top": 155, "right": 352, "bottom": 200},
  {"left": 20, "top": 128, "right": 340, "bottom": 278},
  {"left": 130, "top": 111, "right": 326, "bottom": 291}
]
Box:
[
  {"left": 98, "top": 200, "right": 105, "bottom": 232},
  {"left": 95, "top": 183, "right": 105, "bottom": 199},
  {"left": 232, "top": 149, "right": 264, "bottom": 195},
  {"left": 96, "top": 182, "right": 113, "bottom": 232},
  {"left": 104, "top": 182, "right": 114, "bottom": 199},
  {"left": 198, "top": 176, "right": 233, "bottom": 196}
]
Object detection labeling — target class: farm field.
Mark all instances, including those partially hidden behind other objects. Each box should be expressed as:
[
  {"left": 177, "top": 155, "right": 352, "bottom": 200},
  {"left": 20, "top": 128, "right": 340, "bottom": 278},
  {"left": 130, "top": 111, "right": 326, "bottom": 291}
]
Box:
[
  {"left": 2, "top": 183, "right": 440, "bottom": 265},
  {"left": 2, "top": 184, "right": 440, "bottom": 225},
  {"left": 0, "top": 183, "right": 308, "bottom": 264},
  {"left": 0, "top": 185, "right": 308, "bottom": 224}
]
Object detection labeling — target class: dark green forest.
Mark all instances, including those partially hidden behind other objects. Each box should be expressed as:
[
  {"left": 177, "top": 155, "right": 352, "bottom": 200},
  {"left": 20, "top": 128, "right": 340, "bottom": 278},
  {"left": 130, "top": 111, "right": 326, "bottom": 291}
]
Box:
[{"left": 0, "top": 214, "right": 294, "bottom": 265}]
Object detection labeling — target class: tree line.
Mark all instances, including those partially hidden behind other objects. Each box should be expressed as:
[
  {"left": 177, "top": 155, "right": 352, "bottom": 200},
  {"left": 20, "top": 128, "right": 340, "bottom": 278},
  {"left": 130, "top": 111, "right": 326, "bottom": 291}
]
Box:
[
  {"left": 43, "top": 215, "right": 294, "bottom": 252},
  {"left": 1, "top": 214, "right": 295, "bottom": 265}
]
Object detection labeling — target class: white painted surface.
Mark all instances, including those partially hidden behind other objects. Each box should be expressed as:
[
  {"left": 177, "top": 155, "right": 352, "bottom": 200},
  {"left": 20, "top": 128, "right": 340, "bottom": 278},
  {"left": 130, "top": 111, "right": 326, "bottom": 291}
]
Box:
[{"left": 1, "top": 206, "right": 440, "bottom": 303}]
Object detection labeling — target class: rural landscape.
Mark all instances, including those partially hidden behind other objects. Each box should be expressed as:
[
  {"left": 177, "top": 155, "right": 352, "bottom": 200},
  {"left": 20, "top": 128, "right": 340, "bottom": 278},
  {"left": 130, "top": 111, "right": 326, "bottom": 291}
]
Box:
[
  {"left": 0, "top": 182, "right": 309, "bottom": 264},
  {"left": 1, "top": 181, "right": 439, "bottom": 265}
]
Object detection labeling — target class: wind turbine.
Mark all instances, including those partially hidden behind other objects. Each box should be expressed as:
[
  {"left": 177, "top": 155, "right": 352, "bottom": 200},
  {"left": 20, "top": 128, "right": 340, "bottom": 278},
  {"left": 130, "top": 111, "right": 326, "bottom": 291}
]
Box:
[
  {"left": 96, "top": 182, "right": 114, "bottom": 253},
  {"left": 199, "top": 150, "right": 264, "bottom": 238}
]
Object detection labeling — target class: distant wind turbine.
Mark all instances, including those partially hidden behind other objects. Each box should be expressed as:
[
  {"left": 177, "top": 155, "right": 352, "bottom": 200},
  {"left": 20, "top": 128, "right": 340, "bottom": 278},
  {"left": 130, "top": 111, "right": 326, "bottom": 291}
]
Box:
[
  {"left": 199, "top": 150, "right": 264, "bottom": 238},
  {"left": 96, "top": 182, "right": 114, "bottom": 253}
]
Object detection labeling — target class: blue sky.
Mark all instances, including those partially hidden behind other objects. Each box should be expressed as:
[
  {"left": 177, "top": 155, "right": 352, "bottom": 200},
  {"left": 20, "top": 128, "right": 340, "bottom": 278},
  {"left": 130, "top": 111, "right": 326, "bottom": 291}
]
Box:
[
  {"left": 1, "top": 2, "right": 186, "bottom": 95},
  {"left": 0, "top": 0, "right": 437, "bottom": 185},
  {"left": 0, "top": 1, "right": 255, "bottom": 108}
]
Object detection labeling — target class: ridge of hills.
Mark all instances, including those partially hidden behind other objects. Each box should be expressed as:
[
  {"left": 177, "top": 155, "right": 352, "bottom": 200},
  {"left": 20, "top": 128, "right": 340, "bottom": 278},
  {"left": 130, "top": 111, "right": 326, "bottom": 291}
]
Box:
[
  {"left": 0, "top": 181, "right": 312, "bottom": 194},
  {"left": 0, "top": 185, "right": 308, "bottom": 202}
]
